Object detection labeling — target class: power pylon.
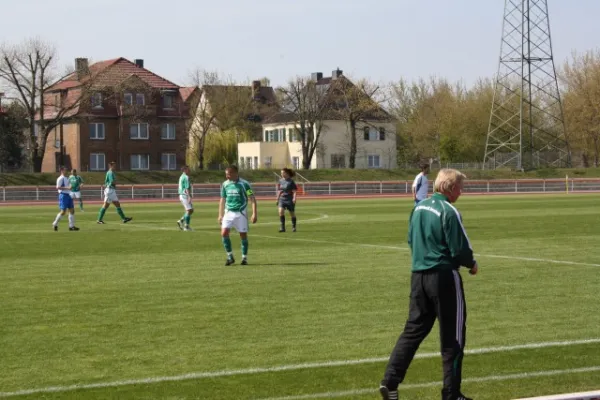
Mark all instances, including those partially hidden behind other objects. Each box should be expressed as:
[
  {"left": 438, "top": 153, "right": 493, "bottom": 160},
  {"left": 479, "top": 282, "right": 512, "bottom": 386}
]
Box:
[{"left": 484, "top": 0, "right": 570, "bottom": 170}]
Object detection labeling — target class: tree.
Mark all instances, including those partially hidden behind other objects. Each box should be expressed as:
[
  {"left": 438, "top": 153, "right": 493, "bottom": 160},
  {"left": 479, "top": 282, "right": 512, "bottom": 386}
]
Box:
[
  {"left": 187, "top": 69, "right": 267, "bottom": 170},
  {"left": 276, "top": 75, "right": 330, "bottom": 169},
  {"left": 331, "top": 76, "right": 390, "bottom": 168},
  {"left": 0, "top": 101, "right": 27, "bottom": 170}
]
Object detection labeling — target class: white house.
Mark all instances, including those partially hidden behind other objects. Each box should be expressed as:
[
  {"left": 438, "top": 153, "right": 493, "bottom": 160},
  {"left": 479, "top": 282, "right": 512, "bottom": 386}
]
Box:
[{"left": 237, "top": 69, "right": 397, "bottom": 170}]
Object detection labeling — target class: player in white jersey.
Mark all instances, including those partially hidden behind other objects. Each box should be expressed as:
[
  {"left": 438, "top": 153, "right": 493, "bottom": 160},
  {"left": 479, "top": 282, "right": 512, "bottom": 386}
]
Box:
[
  {"left": 412, "top": 163, "right": 430, "bottom": 206},
  {"left": 53, "top": 166, "right": 79, "bottom": 231}
]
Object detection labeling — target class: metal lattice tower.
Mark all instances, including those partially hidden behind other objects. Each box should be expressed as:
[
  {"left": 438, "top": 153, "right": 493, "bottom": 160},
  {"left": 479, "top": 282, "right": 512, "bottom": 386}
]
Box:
[{"left": 484, "top": 0, "right": 570, "bottom": 170}]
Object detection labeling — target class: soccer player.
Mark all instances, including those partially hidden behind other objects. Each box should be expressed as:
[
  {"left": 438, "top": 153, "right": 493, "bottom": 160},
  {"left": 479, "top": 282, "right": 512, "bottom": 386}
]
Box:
[
  {"left": 218, "top": 165, "right": 257, "bottom": 266},
  {"left": 177, "top": 165, "right": 193, "bottom": 231},
  {"left": 52, "top": 167, "right": 79, "bottom": 231},
  {"left": 276, "top": 167, "right": 297, "bottom": 232},
  {"left": 97, "top": 161, "right": 133, "bottom": 224},
  {"left": 379, "top": 168, "right": 478, "bottom": 400},
  {"left": 68, "top": 169, "right": 84, "bottom": 211},
  {"left": 411, "top": 163, "right": 430, "bottom": 206}
]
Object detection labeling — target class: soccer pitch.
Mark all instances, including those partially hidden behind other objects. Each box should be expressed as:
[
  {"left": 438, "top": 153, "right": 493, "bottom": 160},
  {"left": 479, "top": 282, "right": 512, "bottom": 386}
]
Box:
[{"left": 1, "top": 194, "right": 599, "bottom": 399}]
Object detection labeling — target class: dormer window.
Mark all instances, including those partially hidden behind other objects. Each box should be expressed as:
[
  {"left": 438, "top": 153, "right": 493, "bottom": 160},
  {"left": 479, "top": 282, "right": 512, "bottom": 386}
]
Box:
[
  {"left": 124, "top": 93, "right": 133, "bottom": 105},
  {"left": 163, "top": 94, "right": 173, "bottom": 109},
  {"left": 136, "top": 93, "right": 145, "bottom": 105},
  {"left": 91, "top": 92, "right": 103, "bottom": 109}
]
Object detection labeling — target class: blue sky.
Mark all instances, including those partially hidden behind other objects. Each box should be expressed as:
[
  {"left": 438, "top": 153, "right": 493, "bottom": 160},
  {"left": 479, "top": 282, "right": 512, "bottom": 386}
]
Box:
[{"left": 3, "top": 0, "right": 599, "bottom": 88}]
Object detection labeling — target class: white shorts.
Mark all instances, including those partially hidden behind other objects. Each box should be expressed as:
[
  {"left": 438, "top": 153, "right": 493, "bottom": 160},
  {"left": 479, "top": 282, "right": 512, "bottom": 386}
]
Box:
[
  {"left": 179, "top": 194, "right": 193, "bottom": 211},
  {"left": 70, "top": 191, "right": 81, "bottom": 199},
  {"left": 104, "top": 188, "right": 119, "bottom": 203},
  {"left": 221, "top": 210, "right": 248, "bottom": 233}
]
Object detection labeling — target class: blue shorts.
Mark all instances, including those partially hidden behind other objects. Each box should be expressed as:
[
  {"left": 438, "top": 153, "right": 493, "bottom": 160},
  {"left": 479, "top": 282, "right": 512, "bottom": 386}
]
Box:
[{"left": 59, "top": 193, "right": 74, "bottom": 210}]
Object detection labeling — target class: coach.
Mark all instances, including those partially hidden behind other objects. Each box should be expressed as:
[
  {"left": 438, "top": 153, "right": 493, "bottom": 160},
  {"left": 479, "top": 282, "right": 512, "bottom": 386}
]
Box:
[{"left": 379, "top": 168, "right": 478, "bottom": 400}]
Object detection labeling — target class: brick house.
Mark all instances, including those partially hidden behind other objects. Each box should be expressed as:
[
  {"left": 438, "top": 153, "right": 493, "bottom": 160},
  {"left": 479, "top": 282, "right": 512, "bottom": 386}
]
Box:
[{"left": 39, "top": 57, "right": 199, "bottom": 172}]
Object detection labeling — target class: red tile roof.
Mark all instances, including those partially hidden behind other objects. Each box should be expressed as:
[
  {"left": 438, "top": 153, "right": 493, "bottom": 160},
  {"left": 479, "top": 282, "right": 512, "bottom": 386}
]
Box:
[{"left": 179, "top": 87, "right": 198, "bottom": 103}]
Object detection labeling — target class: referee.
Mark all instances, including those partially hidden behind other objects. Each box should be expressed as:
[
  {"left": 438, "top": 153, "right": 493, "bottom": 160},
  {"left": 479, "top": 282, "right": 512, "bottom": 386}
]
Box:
[{"left": 380, "top": 168, "right": 478, "bottom": 400}]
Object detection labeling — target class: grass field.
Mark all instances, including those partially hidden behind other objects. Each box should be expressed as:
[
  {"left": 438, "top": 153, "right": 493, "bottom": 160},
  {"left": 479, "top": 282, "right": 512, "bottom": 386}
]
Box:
[{"left": 1, "top": 194, "right": 600, "bottom": 399}]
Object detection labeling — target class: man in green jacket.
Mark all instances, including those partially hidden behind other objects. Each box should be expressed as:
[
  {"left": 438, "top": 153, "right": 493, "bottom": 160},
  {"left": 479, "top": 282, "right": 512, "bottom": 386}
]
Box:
[{"left": 380, "top": 168, "right": 478, "bottom": 400}]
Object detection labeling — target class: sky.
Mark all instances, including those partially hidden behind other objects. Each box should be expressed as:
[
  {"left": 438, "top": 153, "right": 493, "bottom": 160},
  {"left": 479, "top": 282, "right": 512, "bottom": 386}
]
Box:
[{"left": 2, "top": 0, "right": 600, "bottom": 89}]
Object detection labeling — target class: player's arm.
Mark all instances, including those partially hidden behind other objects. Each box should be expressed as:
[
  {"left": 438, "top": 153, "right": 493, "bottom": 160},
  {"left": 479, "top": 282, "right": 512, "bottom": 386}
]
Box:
[
  {"left": 291, "top": 181, "right": 298, "bottom": 204},
  {"left": 246, "top": 184, "right": 258, "bottom": 223},
  {"left": 218, "top": 184, "right": 225, "bottom": 222},
  {"left": 275, "top": 183, "right": 282, "bottom": 203},
  {"left": 443, "top": 209, "right": 476, "bottom": 271},
  {"left": 411, "top": 176, "right": 420, "bottom": 199}
]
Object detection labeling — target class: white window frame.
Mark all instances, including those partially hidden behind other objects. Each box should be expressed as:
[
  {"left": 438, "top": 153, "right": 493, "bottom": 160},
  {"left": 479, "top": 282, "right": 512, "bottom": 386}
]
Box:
[
  {"left": 124, "top": 93, "right": 133, "bottom": 105},
  {"left": 292, "top": 156, "right": 300, "bottom": 170},
  {"left": 163, "top": 94, "right": 173, "bottom": 109},
  {"left": 161, "top": 123, "right": 176, "bottom": 140},
  {"left": 129, "top": 123, "right": 149, "bottom": 140},
  {"left": 161, "top": 153, "right": 176, "bottom": 170},
  {"left": 264, "top": 156, "right": 272, "bottom": 168},
  {"left": 91, "top": 92, "right": 103, "bottom": 109},
  {"left": 130, "top": 154, "right": 150, "bottom": 171},
  {"left": 254, "top": 156, "right": 258, "bottom": 169},
  {"left": 245, "top": 156, "right": 252, "bottom": 169},
  {"left": 89, "top": 123, "right": 105, "bottom": 140},
  {"left": 136, "top": 93, "right": 145, "bottom": 106},
  {"left": 368, "top": 154, "right": 381, "bottom": 168},
  {"left": 90, "top": 153, "right": 106, "bottom": 171}
]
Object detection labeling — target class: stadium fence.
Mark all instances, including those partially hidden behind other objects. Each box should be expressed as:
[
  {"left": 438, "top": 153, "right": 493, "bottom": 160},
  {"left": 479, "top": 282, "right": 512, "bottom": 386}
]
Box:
[{"left": 0, "top": 177, "right": 598, "bottom": 202}]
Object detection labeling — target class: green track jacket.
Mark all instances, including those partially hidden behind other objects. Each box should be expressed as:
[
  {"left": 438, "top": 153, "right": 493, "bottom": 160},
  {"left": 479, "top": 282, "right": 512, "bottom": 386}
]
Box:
[{"left": 408, "top": 193, "right": 476, "bottom": 272}]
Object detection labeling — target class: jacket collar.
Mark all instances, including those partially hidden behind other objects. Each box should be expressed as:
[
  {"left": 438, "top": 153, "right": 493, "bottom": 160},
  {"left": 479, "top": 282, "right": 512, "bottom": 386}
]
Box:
[{"left": 432, "top": 192, "right": 449, "bottom": 202}]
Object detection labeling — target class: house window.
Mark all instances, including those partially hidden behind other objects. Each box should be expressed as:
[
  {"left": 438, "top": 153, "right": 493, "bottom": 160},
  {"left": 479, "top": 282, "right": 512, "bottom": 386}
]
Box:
[
  {"left": 245, "top": 156, "right": 252, "bottom": 169},
  {"left": 163, "top": 94, "right": 173, "bottom": 109},
  {"left": 281, "top": 128, "right": 286, "bottom": 142},
  {"left": 161, "top": 153, "right": 176, "bottom": 170},
  {"left": 331, "top": 154, "right": 346, "bottom": 168},
  {"left": 264, "top": 156, "right": 272, "bottom": 168},
  {"left": 130, "top": 123, "right": 149, "bottom": 140},
  {"left": 263, "top": 130, "right": 268, "bottom": 142},
  {"left": 130, "top": 154, "right": 150, "bottom": 170},
  {"left": 268, "top": 131, "right": 275, "bottom": 142},
  {"left": 90, "top": 153, "right": 105, "bottom": 171},
  {"left": 239, "top": 157, "right": 245, "bottom": 169},
  {"left": 124, "top": 93, "right": 133, "bottom": 105},
  {"left": 161, "top": 123, "right": 176, "bottom": 140},
  {"left": 89, "top": 123, "right": 105, "bottom": 140},
  {"left": 379, "top": 127, "right": 386, "bottom": 140},
  {"left": 91, "top": 92, "right": 103, "bottom": 109},
  {"left": 254, "top": 156, "right": 258, "bottom": 169},
  {"left": 364, "top": 127, "right": 378, "bottom": 141},
  {"left": 292, "top": 156, "right": 300, "bottom": 169},
  {"left": 136, "top": 93, "right": 145, "bottom": 106},
  {"left": 54, "top": 129, "right": 60, "bottom": 148},
  {"left": 368, "top": 154, "right": 381, "bottom": 168}
]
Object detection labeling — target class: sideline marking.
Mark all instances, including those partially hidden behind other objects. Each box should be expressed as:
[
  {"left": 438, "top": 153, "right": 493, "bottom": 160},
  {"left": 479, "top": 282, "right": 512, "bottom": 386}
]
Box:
[{"left": 1, "top": 338, "right": 599, "bottom": 398}]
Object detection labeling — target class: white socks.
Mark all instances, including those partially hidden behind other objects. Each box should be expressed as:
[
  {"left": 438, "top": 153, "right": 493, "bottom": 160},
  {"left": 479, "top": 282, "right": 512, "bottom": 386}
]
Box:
[
  {"left": 68, "top": 213, "right": 75, "bottom": 228},
  {"left": 53, "top": 213, "right": 63, "bottom": 226}
]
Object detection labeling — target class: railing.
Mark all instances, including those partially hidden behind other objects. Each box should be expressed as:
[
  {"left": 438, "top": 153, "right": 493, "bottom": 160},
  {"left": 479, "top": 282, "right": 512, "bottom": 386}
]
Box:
[{"left": 0, "top": 178, "right": 596, "bottom": 202}]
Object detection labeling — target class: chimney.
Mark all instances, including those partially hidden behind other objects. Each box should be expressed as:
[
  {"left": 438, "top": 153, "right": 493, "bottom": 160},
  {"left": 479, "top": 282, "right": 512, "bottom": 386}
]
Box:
[
  {"left": 311, "top": 72, "right": 323, "bottom": 81},
  {"left": 332, "top": 68, "right": 343, "bottom": 80},
  {"left": 75, "top": 58, "right": 89, "bottom": 80},
  {"left": 135, "top": 59, "right": 144, "bottom": 68},
  {"left": 251, "top": 80, "right": 261, "bottom": 99}
]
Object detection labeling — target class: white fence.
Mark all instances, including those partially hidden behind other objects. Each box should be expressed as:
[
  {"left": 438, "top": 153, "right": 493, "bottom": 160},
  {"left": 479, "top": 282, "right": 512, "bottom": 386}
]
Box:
[{"left": 0, "top": 178, "right": 597, "bottom": 202}]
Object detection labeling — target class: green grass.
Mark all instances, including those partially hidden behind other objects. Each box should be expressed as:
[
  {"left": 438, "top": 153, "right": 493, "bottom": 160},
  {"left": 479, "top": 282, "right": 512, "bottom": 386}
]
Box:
[
  {"left": 1, "top": 195, "right": 600, "bottom": 399},
  {"left": 1, "top": 167, "right": 599, "bottom": 186}
]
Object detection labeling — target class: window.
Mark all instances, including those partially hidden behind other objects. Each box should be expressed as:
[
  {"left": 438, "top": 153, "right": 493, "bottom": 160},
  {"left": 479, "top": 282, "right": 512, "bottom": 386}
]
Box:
[
  {"left": 130, "top": 154, "right": 150, "bottom": 170},
  {"left": 264, "top": 156, "right": 272, "bottom": 168},
  {"left": 89, "top": 123, "right": 105, "bottom": 140},
  {"left": 263, "top": 130, "right": 268, "bottom": 142},
  {"left": 245, "top": 156, "right": 252, "bottom": 169},
  {"left": 161, "top": 153, "right": 176, "bottom": 170},
  {"left": 363, "top": 127, "right": 369, "bottom": 140},
  {"left": 91, "top": 92, "right": 103, "bottom": 109},
  {"left": 161, "top": 123, "right": 176, "bottom": 140},
  {"left": 239, "top": 157, "right": 245, "bottom": 169},
  {"left": 368, "top": 154, "right": 381, "bottom": 168},
  {"left": 163, "top": 95, "right": 173, "bottom": 109},
  {"left": 90, "top": 153, "right": 105, "bottom": 171},
  {"left": 254, "top": 156, "right": 258, "bottom": 169},
  {"left": 364, "top": 127, "right": 378, "bottom": 141},
  {"left": 130, "top": 123, "right": 149, "bottom": 139},
  {"left": 54, "top": 129, "right": 60, "bottom": 148},
  {"left": 124, "top": 93, "right": 133, "bottom": 105},
  {"left": 136, "top": 93, "right": 145, "bottom": 106},
  {"left": 379, "top": 127, "right": 386, "bottom": 140},
  {"left": 292, "top": 156, "right": 300, "bottom": 170},
  {"left": 331, "top": 154, "right": 346, "bottom": 168}
]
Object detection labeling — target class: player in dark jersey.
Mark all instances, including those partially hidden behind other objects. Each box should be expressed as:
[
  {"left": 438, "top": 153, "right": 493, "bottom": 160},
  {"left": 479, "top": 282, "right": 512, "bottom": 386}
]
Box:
[{"left": 276, "top": 168, "right": 298, "bottom": 232}]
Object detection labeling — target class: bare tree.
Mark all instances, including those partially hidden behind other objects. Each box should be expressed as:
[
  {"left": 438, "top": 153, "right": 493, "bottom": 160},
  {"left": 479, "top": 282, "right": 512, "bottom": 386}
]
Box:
[
  {"left": 331, "top": 76, "right": 390, "bottom": 168},
  {"left": 276, "top": 75, "right": 329, "bottom": 169},
  {"left": 187, "top": 69, "right": 260, "bottom": 169}
]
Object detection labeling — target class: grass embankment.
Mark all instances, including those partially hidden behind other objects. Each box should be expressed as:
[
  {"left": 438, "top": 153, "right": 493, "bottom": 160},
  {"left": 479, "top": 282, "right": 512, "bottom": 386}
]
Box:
[{"left": 0, "top": 167, "right": 596, "bottom": 186}]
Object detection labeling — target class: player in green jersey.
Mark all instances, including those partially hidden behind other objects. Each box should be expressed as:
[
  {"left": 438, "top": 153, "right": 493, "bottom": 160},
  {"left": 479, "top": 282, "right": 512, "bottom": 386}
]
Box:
[
  {"left": 218, "top": 165, "right": 257, "bottom": 266},
  {"left": 177, "top": 165, "right": 193, "bottom": 231},
  {"left": 68, "top": 169, "right": 85, "bottom": 211},
  {"left": 97, "top": 161, "right": 133, "bottom": 224}
]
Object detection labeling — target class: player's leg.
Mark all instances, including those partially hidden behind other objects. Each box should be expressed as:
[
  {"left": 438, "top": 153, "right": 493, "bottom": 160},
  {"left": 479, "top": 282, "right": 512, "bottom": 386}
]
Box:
[
  {"left": 434, "top": 269, "right": 469, "bottom": 400},
  {"left": 380, "top": 272, "right": 435, "bottom": 399},
  {"left": 53, "top": 197, "right": 67, "bottom": 230},
  {"left": 111, "top": 198, "right": 132, "bottom": 223},
  {"left": 289, "top": 204, "right": 297, "bottom": 232},
  {"left": 235, "top": 211, "right": 250, "bottom": 265},
  {"left": 278, "top": 205, "right": 286, "bottom": 232},
  {"left": 221, "top": 211, "right": 235, "bottom": 265},
  {"left": 183, "top": 207, "right": 193, "bottom": 231},
  {"left": 68, "top": 207, "right": 79, "bottom": 231},
  {"left": 97, "top": 189, "right": 112, "bottom": 223},
  {"left": 76, "top": 192, "right": 84, "bottom": 211}
]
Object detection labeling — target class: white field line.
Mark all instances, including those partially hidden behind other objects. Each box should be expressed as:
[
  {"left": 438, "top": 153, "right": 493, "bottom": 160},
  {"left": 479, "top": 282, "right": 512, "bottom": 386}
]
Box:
[
  {"left": 253, "top": 234, "right": 600, "bottom": 268},
  {"left": 254, "top": 366, "right": 600, "bottom": 400},
  {"left": 1, "top": 338, "right": 599, "bottom": 398}
]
